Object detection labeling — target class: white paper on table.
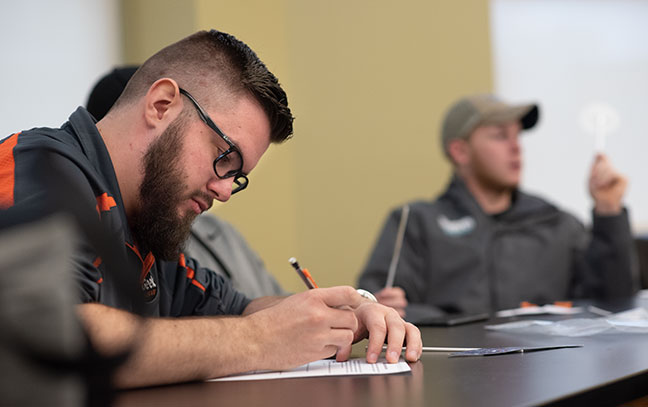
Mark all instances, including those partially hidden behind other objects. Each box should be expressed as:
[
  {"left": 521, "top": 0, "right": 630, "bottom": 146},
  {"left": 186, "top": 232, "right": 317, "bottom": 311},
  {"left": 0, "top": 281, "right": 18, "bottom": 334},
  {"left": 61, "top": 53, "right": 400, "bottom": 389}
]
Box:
[
  {"left": 485, "top": 308, "right": 648, "bottom": 336},
  {"left": 208, "top": 357, "right": 411, "bottom": 382},
  {"left": 496, "top": 304, "right": 584, "bottom": 318}
]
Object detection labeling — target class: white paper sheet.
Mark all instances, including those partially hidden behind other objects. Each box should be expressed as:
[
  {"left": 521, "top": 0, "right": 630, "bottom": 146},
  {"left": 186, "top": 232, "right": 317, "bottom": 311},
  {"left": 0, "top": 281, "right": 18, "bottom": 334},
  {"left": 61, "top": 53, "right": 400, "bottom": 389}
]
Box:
[
  {"left": 496, "top": 304, "right": 584, "bottom": 318},
  {"left": 486, "top": 308, "right": 648, "bottom": 336},
  {"left": 208, "top": 358, "right": 411, "bottom": 382}
]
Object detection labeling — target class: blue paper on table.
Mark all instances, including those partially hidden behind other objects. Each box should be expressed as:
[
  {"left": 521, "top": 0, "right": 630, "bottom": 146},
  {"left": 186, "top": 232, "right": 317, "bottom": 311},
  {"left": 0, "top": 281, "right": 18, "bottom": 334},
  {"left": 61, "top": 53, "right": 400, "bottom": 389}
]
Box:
[{"left": 449, "top": 344, "right": 583, "bottom": 357}]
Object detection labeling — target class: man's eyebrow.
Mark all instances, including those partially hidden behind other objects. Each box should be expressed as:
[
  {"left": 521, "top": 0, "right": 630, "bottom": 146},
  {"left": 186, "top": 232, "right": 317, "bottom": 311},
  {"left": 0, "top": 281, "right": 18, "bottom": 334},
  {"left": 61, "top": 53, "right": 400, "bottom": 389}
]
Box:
[
  {"left": 225, "top": 133, "right": 243, "bottom": 152},
  {"left": 212, "top": 133, "right": 242, "bottom": 153},
  {"left": 227, "top": 140, "right": 248, "bottom": 176}
]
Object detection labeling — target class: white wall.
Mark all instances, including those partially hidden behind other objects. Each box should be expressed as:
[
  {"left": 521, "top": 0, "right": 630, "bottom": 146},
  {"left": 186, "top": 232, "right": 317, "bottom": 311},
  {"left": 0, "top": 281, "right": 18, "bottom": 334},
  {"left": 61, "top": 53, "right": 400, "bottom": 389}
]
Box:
[
  {"left": 0, "top": 0, "right": 121, "bottom": 138},
  {"left": 490, "top": 0, "right": 648, "bottom": 232}
]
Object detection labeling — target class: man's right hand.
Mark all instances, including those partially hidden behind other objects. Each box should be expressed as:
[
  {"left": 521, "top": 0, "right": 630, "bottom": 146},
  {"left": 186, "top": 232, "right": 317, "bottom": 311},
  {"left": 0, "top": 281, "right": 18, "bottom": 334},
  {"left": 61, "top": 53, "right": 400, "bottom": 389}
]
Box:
[
  {"left": 375, "top": 287, "right": 408, "bottom": 317},
  {"left": 246, "top": 286, "right": 421, "bottom": 370},
  {"left": 246, "top": 287, "right": 362, "bottom": 370}
]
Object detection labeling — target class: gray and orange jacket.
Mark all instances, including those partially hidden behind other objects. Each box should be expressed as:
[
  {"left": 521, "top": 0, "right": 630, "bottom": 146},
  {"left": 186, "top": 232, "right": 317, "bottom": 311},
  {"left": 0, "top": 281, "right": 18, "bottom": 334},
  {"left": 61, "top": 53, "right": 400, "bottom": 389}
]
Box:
[{"left": 0, "top": 107, "right": 250, "bottom": 317}]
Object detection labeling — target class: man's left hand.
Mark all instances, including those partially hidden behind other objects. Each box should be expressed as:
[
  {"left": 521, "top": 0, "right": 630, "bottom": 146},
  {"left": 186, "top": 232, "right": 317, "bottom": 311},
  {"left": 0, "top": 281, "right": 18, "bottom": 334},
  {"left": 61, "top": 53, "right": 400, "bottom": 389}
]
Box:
[{"left": 334, "top": 300, "right": 422, "bottom": 364}]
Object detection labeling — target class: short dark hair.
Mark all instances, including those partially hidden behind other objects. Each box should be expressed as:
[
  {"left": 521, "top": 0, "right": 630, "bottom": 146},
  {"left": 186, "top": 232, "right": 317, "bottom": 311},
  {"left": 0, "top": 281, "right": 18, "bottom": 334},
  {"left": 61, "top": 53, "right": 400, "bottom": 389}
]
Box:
[{"left": 116, "top": 30, "right": 294, "bottom": 143}]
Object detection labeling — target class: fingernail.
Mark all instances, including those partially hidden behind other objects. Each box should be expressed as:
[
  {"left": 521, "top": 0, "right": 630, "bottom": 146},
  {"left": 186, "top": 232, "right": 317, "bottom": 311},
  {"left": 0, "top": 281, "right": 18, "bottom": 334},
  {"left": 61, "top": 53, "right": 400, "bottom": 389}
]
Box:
[
  {"left": 388, "top": 351, "right": 399, "bottom": 361},
  {"left": 368, "top": 352, "right": 378, "bottom": 363},
  {"left": 407, "top": 350, "right": 418, "bottom": 360}
]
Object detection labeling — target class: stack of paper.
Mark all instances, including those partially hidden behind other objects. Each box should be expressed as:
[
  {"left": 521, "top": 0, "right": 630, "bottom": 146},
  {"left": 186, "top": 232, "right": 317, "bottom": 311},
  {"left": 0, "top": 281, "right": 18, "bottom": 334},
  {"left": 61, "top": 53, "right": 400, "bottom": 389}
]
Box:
[{"left": 209, "top": 358, "right": 411, "bottom": 382}]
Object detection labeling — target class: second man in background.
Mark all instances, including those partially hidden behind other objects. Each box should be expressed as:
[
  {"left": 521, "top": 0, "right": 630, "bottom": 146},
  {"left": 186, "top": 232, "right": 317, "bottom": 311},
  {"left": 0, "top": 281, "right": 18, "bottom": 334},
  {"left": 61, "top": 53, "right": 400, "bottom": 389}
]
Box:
[{"left": 359, "top": 94, "right": 639, "bottom": 320}]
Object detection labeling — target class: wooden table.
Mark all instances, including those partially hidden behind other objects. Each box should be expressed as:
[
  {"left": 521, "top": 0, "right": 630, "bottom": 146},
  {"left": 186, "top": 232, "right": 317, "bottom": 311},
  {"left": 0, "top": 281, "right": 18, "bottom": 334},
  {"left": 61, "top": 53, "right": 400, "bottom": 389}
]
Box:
[{"left": 115, "top": 297, "right": 648, "bottom": 407}]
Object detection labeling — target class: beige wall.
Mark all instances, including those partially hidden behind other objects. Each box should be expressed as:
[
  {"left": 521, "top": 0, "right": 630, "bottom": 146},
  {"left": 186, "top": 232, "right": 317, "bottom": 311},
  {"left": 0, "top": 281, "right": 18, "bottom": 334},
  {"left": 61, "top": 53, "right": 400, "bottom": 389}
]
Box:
[
  {"left": 120, "top": 0, "right": 196, "bottom": 64},
  {"left": 120, "top": 0, "right": 493, "bottom": 292}
]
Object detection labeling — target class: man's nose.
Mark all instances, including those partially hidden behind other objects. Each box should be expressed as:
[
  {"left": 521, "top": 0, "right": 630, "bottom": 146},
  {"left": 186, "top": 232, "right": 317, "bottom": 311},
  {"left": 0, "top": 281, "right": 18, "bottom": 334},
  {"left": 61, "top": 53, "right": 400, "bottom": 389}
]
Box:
[
  {"left": 509, "top": 133, "right": 521, "bottom": 152},
  {"left": 208, "top": 177, "right": 233, "bottom": 202}
]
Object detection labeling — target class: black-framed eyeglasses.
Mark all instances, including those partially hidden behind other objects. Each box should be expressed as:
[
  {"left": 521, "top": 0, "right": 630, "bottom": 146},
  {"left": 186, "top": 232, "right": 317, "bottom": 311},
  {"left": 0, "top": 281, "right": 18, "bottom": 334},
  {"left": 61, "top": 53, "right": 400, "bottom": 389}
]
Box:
[{"left": 179, "top": 88, "right": 249, "bottom": 194}]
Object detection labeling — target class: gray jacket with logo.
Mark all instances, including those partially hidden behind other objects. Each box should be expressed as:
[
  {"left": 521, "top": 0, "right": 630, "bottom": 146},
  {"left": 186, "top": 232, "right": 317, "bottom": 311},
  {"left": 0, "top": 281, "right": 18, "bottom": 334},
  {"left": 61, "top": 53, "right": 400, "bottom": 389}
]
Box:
[{"left": 358, "top": 176, "right": 640, "bottom": 318}]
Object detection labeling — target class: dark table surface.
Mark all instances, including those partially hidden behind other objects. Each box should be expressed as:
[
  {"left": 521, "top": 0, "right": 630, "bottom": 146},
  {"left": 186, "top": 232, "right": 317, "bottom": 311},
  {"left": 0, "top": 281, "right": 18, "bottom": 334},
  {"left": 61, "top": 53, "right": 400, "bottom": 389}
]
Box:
[{"left": 114, "top": 296, "right": 648, "bottom": 407}]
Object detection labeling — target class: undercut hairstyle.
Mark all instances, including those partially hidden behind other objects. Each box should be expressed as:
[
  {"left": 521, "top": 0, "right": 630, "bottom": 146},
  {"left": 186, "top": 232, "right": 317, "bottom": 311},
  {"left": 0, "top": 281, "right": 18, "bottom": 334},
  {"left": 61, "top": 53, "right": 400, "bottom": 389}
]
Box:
[{"left": 115, "top": 29, "right": 294, "bottom": 143}]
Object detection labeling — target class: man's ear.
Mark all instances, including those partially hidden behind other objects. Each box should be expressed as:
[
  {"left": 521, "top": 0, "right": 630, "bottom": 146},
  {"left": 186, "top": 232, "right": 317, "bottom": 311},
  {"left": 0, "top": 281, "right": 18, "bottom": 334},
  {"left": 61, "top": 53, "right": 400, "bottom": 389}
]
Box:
[
  {"left": 447, "top": 139, "right": 470, "bottom": 166},
  {"left": 143, "top": 78, "right": 182, "bottom": 129}
]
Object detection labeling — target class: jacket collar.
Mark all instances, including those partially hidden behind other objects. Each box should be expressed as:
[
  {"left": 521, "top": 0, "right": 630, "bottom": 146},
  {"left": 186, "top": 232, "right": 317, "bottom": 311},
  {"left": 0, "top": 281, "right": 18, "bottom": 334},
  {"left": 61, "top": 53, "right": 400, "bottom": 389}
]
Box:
[{"left": 441, "top": 174, "right": 559, "bottom": 223}]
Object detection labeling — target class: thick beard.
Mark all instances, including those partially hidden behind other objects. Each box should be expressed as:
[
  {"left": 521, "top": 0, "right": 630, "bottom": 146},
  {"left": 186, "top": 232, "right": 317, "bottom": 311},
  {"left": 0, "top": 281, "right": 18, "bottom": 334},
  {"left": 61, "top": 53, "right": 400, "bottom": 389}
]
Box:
[{"left": 130, "top": 116, "right": 197, "bottom": 260}]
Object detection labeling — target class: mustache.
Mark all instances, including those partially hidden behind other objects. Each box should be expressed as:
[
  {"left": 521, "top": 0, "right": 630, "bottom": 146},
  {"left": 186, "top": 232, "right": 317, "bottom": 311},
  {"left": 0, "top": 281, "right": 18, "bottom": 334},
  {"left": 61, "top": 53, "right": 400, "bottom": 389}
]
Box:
[{"left": 188, "top": 190, "right": 216, "bottom": 211}]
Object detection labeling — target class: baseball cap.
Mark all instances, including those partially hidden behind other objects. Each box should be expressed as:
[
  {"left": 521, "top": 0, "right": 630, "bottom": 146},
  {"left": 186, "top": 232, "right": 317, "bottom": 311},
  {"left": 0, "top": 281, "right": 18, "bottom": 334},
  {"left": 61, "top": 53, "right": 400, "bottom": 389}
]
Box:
[{"left": 441, "top": 94, "right": 539, "bottom": 156}]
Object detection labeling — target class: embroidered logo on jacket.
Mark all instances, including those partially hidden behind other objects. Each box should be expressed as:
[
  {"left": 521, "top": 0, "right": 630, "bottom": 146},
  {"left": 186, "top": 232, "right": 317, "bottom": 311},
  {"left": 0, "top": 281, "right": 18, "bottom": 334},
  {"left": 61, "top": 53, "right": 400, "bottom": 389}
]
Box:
[
  {"left": 437, "top": 214, "right": 476, "bottom": 236},
  {"left": 141, "top": 270, "right": 158, "bottom": 303}
]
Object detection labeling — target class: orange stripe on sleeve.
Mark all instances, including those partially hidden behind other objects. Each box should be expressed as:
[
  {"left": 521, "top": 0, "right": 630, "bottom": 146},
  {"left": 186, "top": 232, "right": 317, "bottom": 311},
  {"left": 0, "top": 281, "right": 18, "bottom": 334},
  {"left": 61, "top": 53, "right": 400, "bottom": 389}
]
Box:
[
  {"left": 186, "top": 265, "right": 195, "bottom": 280},
  {"left": 96, "top": 192, "right": 116, "bottom": 212},
  {"left": 178, "top": 253, "right": 195, "bottom": 278},
  {"left": 178, "top": 253, "right": 201, "bottom": 290},
  {"left": 178, "top": 253, "right": 186, "bottom": 268},
  {"left": 0, "top": 133, "right": 20, "bottom": 209},
  {"left": 191, "top": 279, "right": 205, "bottom": 291},
  {"left": 93, "top": 257, "right": 103, "bottom": 268}
]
